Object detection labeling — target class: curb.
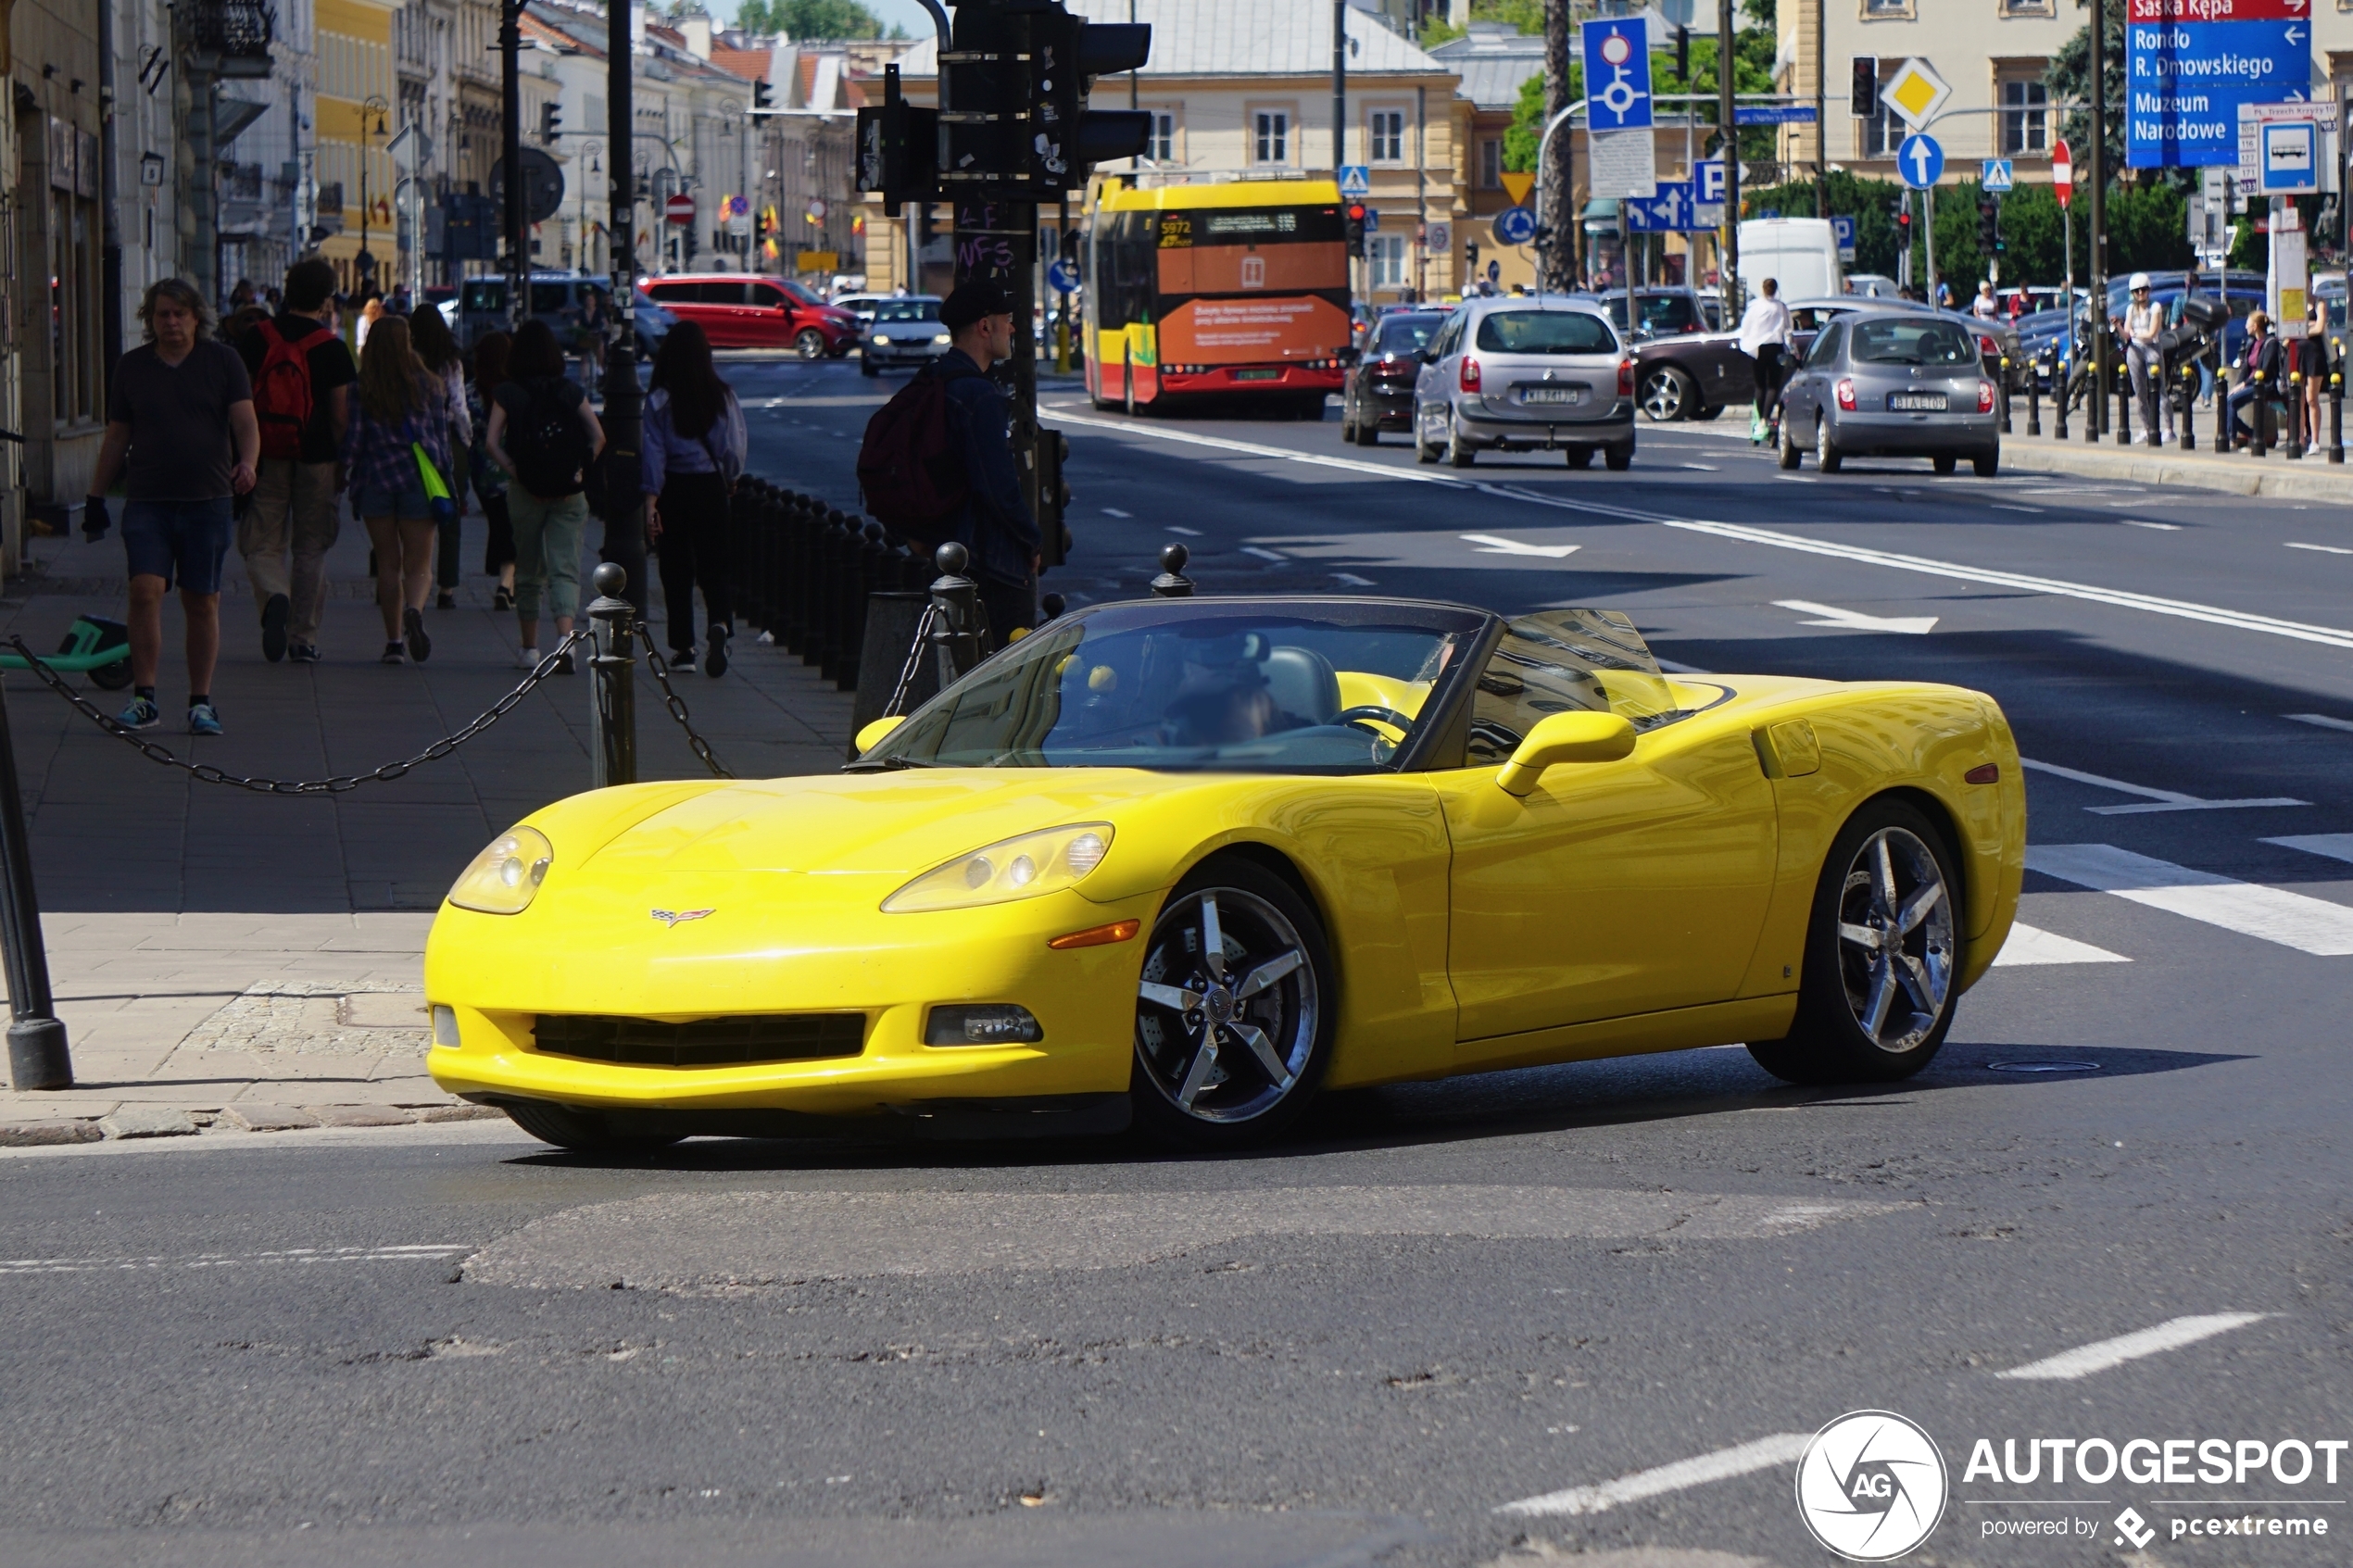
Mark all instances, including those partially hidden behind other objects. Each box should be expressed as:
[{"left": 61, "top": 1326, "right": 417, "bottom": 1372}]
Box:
[
  {"left": 2004, "top": 437, "right": 2353, "bottom": 502},
  {"left": 0, "top": 1103, "right": 506, "bottom": 1146}
]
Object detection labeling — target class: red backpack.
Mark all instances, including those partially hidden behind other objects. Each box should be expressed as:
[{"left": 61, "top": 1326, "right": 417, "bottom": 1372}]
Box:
[
  {"left": 856, "top": 361, "right": 980, "bottom": 533},
  {"left": 251, "top": 320, "right": 319, "bottom": 462}
]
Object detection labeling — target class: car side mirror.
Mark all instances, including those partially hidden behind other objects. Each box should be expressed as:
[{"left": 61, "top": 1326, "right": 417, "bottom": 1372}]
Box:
[
  {"left": 854, "top": 715, "right": 906, "bottom": 753},
  {"left": 1495, "top": 710, "right": 1638, "bottom": 796}
]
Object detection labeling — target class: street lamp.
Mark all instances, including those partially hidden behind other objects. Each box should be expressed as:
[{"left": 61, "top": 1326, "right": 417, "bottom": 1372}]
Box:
[
  {"left": 358, "top": 95, "right": 389, "bottom": 289},
  {"left": 579, "top": 139, "right": 604, "bottom": 276}
]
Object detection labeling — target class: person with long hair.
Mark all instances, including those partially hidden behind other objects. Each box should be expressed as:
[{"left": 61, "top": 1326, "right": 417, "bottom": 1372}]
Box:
[
  {"left": 341, "top": 314, "right": 455, "bottom": 664},
  {"left": 468, "top": 330, "right": 518, "bottom": 609},
  {"left": 641, "top": 321, "right": 746, "bottom": 674},
  {"left": 486, "top": 318, "right": 604, "bottom": 670},
  {"left": 407, "top": 303, "right": 472, "bottom": 608}
]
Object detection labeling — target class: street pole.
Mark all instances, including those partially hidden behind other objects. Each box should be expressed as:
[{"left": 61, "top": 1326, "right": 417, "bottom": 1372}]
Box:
[
  {"left": 0, "top": 681, "right": 69, "bottom": 1090},
  {"left": 1718, "top": 0, "right": 1740, "bottom": 318},
  {"left": 604, "top": 0, "right": 648, "bottom": 615},
  {"left": 1541, "top": 0, "right": 1569, "bottom": 291},
  {"left": 2088, "top": 0, "right": 2108, "bottom": 439},
  {"left": 1333, "top": 0, "right": 1349, "bottom": 305},
  {"left": 1922, "top": 179, "right": 1936, "bottom": 306},
  {"left": 1812, "top": 0, "right": 1826, "bottom": 219},
  {"left": 501, "top": 0, "right": 526, "bottom": 329}
]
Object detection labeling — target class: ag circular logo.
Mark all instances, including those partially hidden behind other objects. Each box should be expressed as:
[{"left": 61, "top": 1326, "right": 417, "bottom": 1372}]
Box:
[{"left": 1795, "top": 1411, "right": 1948, "bottom": 1562}]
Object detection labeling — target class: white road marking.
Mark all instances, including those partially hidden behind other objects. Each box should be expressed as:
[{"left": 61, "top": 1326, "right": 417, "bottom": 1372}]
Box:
[
  {"left": 1991, "top": 503, "right": 2045, "bottom": 513},
  {"left": 2286, "top": 712, "right": 2353, "bottom": 734},
  {"left": 1682, "top": 462, "right": 1719, "bottom": 470},
  {"left": 2264, "top": 834, "right": 2353, "bottom": 867},
  {"left": 1240, "top": 546, "right": 1290, "bottom": 562},
  {"left": 1992, "top": 922, "right": 2132, "bottom": 966},
  {"left": 0, "top": 1244, "right": 472, "bottom": 1275},
  {"left": 1774, "top": 599, "right": 1939, "bottom": 634},
  {"left": 1043, "top": 408, "right": 1466, "bottom": 488},
  {"left": 2025, "top": 845, "right": 2353, "bottom": 956},
  {"left": 1331, "top": 572, "right": 1377, "bottom": 586},
  {"left": 1995, "top": 1313, "right": 2269, "bottom": 1381},
  {"left": 1461, "top": 533, "right": 1581, "bottom": 558},
  {"left": 1101, "top": 507, "right": 1132, "bottom": 518},
  {"left": 1496, "top": 1434, "right": 1811, "bottom": 1518},
  {"left": 1653, "top": 657, "right": 1713, "bottom": 674},
  {"left": 2120, "top": 519, "right": 2181, "bottom": 531},
  {"left": 2020, "top": 757, "right": 2305, "bottom": 815},
  {"left": 1664, "top": 520, "right": 2353, "bottom": 651},
  {"left": 2285, "top": 541, "right": 2353, "bottom": 555},
  {"left": 1166, "top": 525, "right": 1202, "bottom": 536}
]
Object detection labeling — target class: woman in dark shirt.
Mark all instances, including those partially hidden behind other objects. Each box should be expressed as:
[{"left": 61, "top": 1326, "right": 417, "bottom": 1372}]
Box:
[{"left": 642, "top": 322, "right": 745, "bottom": 675}]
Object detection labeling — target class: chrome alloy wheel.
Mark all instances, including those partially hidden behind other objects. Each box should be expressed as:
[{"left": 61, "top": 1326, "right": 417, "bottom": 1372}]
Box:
[
  {"left": 1135, "top": 887, "right": 1319, "bottom": 1124},
  {"left": 1834, "top": 827, "right": 1955, "bottom": 1054}
]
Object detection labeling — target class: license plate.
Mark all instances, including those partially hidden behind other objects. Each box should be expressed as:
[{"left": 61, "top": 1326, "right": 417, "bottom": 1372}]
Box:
[
  {"left": 1232, "top": 369, "right": 1281, "bottom": 382},
  {"left": 1887, "top": 392, "right": 1949, "bottom": 412},
  {"left": 1518, "top": 386, "right": 1584, "bottom": 405}
]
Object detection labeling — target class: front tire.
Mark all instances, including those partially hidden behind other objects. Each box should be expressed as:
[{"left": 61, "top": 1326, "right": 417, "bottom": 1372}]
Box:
[
  {"left": 1747, "top": 798, "right": 1963, "bottom": 1085},
  {"left": 504, "top": 1101, "right": 686, "bottom": 1155},
  {"left": 860, "top": 357, "right": 879, "bottom": 378},
  {"left": 1131, "top": 857, "right": 1336, "bottom": 1149},
  {"left": 794, "top": 328, "right": 827, "bottom": 359},
  {"left": 1639, "top": 365, "right": 1693, "bottom": 422}
]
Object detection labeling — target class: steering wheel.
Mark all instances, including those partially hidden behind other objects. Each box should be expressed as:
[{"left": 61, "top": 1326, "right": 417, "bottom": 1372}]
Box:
[{"left": 1334, "top": 704, "right": 1415, "bottom": 734}]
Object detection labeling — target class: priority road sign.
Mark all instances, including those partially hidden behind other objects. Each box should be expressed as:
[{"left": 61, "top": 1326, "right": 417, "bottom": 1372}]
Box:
[
  {"left": 1582, "top": 16, "right": 1654, "bottom": 133},
  {"left": 1880, "top": 57, "right": 1950, "bottom": 131},
  {"left": 2127, "top": 4, "right": 2310, "bottom": 169},
  {"left": 1896, "top": 132, "right": 1944, "bottom": 191},
  {"left": 1492, "top": 205, "right": 1539, "bottom": 245},
  {"left": 1981, "top": 158, "right": 2014, "bottom": 193},
  {"left": 1338, "top": 164, "right": 1372, "bottom": 199}
]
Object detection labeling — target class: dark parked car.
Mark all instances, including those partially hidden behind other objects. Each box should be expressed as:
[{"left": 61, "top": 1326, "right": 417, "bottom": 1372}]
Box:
[
  {"left": 1775, "top": 310, "right": 2001, "bottom": 476},
  {"left": 1340, "top": 310, "right": 1445, "bottom": 444}
]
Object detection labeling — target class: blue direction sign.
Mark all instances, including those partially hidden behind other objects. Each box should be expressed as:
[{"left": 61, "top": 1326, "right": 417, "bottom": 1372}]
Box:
[
  {"left": 1981, "top": 157, "right": 2014, "bottom": 193},
  {"left": 2127, "top": 1, "right": 2310, "bottom": 169},
  {"left": 1581, "top": 17, "right": 1654, "bottom": 132},
  {"left": 1896, "top": 132, "right": 1944, "bottom": 190},
  {"left": 1733, "top": 105, "right": 1818, "bottom": 126},
  {"left": 1627, "top": 182, "right": 1703, "bottom": 232},
  {"left": 1048, "top": 257, "right": 1080, "bottom": 294},
  {"left": 1492, "top": 205, "right": 1539, "bottom": 245},
  {"left": 1830, "top": 215, "right": 1857, "bottom": 259},
  {"left": 1338, "top": 164, "right": 1372, "bottom": 199}
]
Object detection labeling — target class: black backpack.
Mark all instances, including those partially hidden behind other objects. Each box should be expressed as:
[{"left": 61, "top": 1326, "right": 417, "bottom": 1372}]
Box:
[
  {"left": 506, "top": 377, "right": 592, "bottom": 498},
  {"left": 857, "top": 360, "right": 983, "bottom": 533}
]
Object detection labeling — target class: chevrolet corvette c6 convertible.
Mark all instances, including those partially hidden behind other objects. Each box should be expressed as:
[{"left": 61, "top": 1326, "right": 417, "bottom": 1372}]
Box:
[{"left": 424, "top": 596, "right": 2024, "bottom": 1151}]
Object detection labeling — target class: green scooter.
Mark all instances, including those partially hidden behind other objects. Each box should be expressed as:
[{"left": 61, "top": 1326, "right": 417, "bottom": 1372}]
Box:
[{"left": 0, "top": 614, "right": 133, "bottom": 690}]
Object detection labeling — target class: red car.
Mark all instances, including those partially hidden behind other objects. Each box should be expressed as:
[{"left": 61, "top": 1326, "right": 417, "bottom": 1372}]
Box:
[{"left": 635, "top": 273, "right": 860, "bottom": 358}]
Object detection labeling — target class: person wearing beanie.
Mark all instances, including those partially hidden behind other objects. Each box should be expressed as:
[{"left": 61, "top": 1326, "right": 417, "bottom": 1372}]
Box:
[{"left": 932, "top": 280, "right": 1042, "bottom": 645}]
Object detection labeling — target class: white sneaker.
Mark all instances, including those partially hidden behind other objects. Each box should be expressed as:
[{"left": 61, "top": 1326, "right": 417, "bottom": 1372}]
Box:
[{"left": 518, "top": 646, "right": 541, "bottom": 670}]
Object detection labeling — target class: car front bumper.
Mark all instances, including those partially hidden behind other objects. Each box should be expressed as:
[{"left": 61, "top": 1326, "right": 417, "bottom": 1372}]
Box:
[{"left": 864, "top": 341, "right": 950, "bottom": 367}]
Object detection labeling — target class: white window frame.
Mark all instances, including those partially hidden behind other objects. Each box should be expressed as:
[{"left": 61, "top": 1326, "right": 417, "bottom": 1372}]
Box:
[
  {"left": 1999, "top": 77, "right": 2048, "bottom": 156},
  {"left": 1370, "top": 232, "right": 1409, "bottom": 289},
  {"left": 1145, "top": 108, "right": 1178, "bottom": 164},
  {"left": 1252, "top": 107, "right": 1292, "bottom": 166},
  {"left": 1367, "top": 107, "right": 1407, "bottom": 165},
  {"left": 1479, "top": 137, "right": 1503, "bottom": 189}
]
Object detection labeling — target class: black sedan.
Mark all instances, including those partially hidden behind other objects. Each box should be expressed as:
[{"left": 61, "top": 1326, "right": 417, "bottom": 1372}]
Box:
[{"left": 1341, "top": 310, "right": 1446, "bottom": 445}]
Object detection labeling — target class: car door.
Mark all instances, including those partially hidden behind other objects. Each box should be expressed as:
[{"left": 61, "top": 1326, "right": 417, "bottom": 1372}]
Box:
[
  {"left": 645, "top": 280, "right": 718, "bottom": 344},
  {"left": 1416, "top": 311, "right": 1465, "bottom": 435},
  {"left": 747, "top": 280, "right": 796, "bottom": 349},
  {"left": 1783, "top": 320, "right": 1843, "bottom": 426},
  {"left": 1431, "top": 613, "right": 1779, "bottom": 1059}
]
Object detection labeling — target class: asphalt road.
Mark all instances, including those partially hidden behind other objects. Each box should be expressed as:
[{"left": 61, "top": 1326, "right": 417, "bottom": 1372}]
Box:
[{"left": 7, "top": 359, "right": 2351, "bottom": 1568}]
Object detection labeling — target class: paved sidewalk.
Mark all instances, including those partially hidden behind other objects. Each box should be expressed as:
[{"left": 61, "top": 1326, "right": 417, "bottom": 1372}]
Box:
[
  {"left": 1, "top": 481, "right": 854, "bottom": 1142},
  {"left": 1996, "top": 412, "right": 2353, "bottom": 502}
]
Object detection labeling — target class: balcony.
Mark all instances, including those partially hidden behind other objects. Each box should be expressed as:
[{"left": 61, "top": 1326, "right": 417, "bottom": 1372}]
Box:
[{"left": 173, "top": 0, "right": 277, "bottom": 80}]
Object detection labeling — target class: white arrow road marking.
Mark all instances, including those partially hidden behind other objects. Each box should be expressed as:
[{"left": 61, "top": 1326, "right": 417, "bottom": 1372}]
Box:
[
  {"left": 2020, "top": 758, "right": 2305, "bottom": 815},
  {"left": 2264, "top": 834, "right": 2353, "bottom": 867},
  {"left": 1240, "top": 546, "right": 1290, "bottom": 562},
  {"left": 2286, "top": 540, "right": 2353, "bottom": 555},
  {"left": 1991, "top": 922, "right": 2131, "bottom": 966},
  {"left": 1460, "top": 533, "right": 1581, "bottom": 558},
  {"left": 1996, "top": 1313, "right": 2269, "bottom": 1382},
  {"left": 1773, "top": 598, "right": 1940, "bottom": 634},
  {"left": 1496, "top": 1433, "right": 1812, "bottom": 1518},
  {"left": 1330, "top": 572, "right": 1377, "bottom": 586},
  {"left": 2026, "top": 845, "right": 2353, "bottom": 955},
  {"left": 2286, "top": 713, "right": 2353, "bottom": 733},
  {"left": 2120, "top": 519, "right": 2180, "bottom": 531}
]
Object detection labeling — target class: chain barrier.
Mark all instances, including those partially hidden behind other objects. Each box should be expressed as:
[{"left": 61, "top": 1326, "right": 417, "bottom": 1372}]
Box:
[
  {"left": 633, "top": 621, "right": 735, "bottom": 779},
  {"left": 4, "top": 630, "right": 591, "bottom": 796},
  {"left": 882, "top": 602, "right": 943, "bottom": 722}
]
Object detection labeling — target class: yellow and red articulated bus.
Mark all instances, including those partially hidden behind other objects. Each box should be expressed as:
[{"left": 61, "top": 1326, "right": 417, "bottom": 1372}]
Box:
[{"left": 1086, "top": 178, "right": 1352, "bottom": 415}]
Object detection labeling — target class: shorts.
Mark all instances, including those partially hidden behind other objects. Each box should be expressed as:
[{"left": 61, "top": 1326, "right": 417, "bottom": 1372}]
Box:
[
  {"left": 358, "top": 483, "right": 433, "bottom": 521},
  {"left": 121, "top": 497, "right": 233, "bottom": 595}
]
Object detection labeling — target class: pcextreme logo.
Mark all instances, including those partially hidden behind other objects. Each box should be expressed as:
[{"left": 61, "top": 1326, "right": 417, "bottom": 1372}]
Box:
[{"left": 1795, "top": 1411, "right": 1950, "bottom": 1562}]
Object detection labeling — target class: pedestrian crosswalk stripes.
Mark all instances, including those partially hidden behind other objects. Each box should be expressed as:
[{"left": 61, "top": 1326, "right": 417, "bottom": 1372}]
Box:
[
  {"left": 1991, "top": 922, "right": 2132, "bottom": 967},
  {"left": 2024, "top": 844, "right": 2353, "bottom": 957},
  {"left": 2264, "top": 834, "right": 2353, "bottom": 866}
]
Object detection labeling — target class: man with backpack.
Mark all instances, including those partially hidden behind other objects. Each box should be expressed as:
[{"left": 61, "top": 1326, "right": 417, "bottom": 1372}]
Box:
[
  {"left": 856, "top": 280, "right": 1040, "bottom": 646},
  {"left": 234, "top": 257, "right": 358, "bottom": 663}
]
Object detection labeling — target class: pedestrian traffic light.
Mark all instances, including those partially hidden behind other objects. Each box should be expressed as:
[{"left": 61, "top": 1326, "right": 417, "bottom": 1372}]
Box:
[
  {"left": 1850, "top": 56, "right": 1879, "bottom": 119},
  {"left": 1345, "top": 201, "right": 1368, "bottom": 253},
  {"left": 853, "top": 63, "right": 939, "bottom": 207},
  {"left": 539, "top": 101, "right": 562, "bottom": 144}
]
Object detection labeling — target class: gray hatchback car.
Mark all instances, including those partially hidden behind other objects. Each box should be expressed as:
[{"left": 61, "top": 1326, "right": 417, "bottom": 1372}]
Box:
[
  {"left": 1413, "top": 297, "right": 1635, "bottom": 470},
  {"left": 1776, "top": 310, "right": 2001, "bottom": 476}
]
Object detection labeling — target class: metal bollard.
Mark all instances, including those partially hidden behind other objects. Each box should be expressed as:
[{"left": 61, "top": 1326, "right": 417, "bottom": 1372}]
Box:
[
  {"left": 2331, "top": 338, "right": 2345, "bottom": 464},
  {"left": 0, "top": 677, "right": 69, "bottom": 1089},
  {"left": 2026, "top": 359, "right": 2041, "bottom": 436},
  {"left": 2116, "top": 359, "right": 2133, "bottom": 446},
  {"left": 1998, "top": 358, "right": 2013, "bottom": 434},
  {"left": 840, "top": 522, "right": 892, "bottom": 693},
  {"left": 2251, "top": 370, "right": 2270, "bottom": 458},
  {"left": 2054, "top": 357, "right": 2069, "bottom": 441},
  {"left": 822, "top": 511, "right": 861, "bottom": 684},
  {"left": 786, "top": 495, "right": 819, "bottom": 657},
  {"left": 2214, "top": 352, "right": 2233, "bottom": 455},
  {"left": 2286, "top": 371, "right": 2305, "bottom": 458},
  {"left": 1151, "top": 544, "right": 1195, "bottom": 597},
  {"left": 586, "top": 563, "right": 637, "bottom": 789},
  {"left": 1038, "top": 592, "right": 1066, "bottom": 623},
  {"left": 929, "top": 542, "right": 982, "bottom": 684},
  {"left": 2177, "top": 364, "right": 2196, "bottom": 451}
]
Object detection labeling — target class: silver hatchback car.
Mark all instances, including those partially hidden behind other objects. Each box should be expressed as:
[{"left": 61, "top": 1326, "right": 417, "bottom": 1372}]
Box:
[
  {"left": 1413, "top": 298, "right": 1636, "bottom": 470},
  {"left": 1777, "top": 310, "right": 2001, "bottom": 476}
]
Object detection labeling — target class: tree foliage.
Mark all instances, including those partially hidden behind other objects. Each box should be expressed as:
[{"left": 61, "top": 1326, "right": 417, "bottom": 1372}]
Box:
[
  {"left": 734, "top": 0, "right": 900, "bottom": 40},
  {"left": 1502, "top": 17, "right": 1777, "bottom": 173}
]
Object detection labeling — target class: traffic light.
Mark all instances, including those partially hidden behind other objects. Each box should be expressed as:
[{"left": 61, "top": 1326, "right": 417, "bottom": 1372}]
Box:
[
  {"left": 854, "top": 62, "right": 939, "bottom": 207},
  {"left": 1850, "top": 56, "right": 1879, "bottom": 119},
  {"left": 753, "top": 79, "right": 774, "bottom": 111},
  {"left": 1977, "top": 192, "right": 2003, "bottom": 256},
  {"left": 1894, "top": 196, "right": 1912, "bottom": 247},
  {"left": 1345, "top": 201, "right": 1367, "bottom": 254},
  {"left": 1038, "top": 9, "right": 1152, "bottom": 186},
  {"left": 539, "top": 101, "right": 562, "bottom": 144}
]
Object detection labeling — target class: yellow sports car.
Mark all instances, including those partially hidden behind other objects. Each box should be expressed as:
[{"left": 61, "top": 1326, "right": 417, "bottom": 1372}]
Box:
[{"left": 424, "top": 596, "right": 2024, "bottom": 1151}]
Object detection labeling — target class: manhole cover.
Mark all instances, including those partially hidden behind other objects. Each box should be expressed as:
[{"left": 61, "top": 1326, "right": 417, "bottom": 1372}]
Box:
[{"left": 1984, "top": 1060, "right": 2101, "bottom": 1073}]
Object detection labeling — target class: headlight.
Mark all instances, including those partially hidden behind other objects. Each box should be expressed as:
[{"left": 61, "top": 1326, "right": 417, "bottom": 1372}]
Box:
[
  {"left": 931, "top": 333, "right": 951, "bottom": 345},
  {"left": 447, "top": 826, "right": 554, "bottom": 914},
  {"left": 881, "top": 823, "right": 1114, "bottom": 913}
]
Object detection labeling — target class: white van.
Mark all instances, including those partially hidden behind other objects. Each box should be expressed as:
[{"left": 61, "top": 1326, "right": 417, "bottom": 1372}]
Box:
[{"left": 1736, "top": 218, "right": 1843, "bottom": 301}]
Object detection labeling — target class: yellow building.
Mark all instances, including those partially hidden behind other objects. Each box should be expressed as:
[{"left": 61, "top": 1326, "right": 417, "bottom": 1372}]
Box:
[{"left": 315, "top": 0, "right": 400, "bottom": 293}]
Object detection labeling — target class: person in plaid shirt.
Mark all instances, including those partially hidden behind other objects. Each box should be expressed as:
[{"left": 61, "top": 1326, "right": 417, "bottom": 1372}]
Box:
[{"left": 341, "top": 315, "right": 455, "bottom": 665}]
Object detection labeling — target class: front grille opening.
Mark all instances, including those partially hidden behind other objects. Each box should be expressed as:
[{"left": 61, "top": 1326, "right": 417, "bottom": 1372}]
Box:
[{"left": 532, "top": 1012, "right": 866, "bottom": 1068}]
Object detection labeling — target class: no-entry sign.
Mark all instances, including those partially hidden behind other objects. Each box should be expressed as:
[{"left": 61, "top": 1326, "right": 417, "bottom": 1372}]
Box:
[{"left": 665, "top": 193, "right": 697, "bottom": 226}]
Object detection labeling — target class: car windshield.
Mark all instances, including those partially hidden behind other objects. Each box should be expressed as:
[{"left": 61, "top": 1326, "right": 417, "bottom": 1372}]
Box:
[
  {"left": 862, "top": 602, "right": 1485, "bottom": 774},
  {"left": 1474, "top": 309, "right": 1618, "bottom": 355},
  {"left": 1377, "top": 314, "right": 1441, "bottom": 354},
  {"left": 875, "top": 301, "right": 941, "bottom": 323},
  {"left": 1850, "top": 318, "right": 1978, "bottom": 366},
  {"left": 1612, "top": 293, "right": 1702, "bottom": 334}
]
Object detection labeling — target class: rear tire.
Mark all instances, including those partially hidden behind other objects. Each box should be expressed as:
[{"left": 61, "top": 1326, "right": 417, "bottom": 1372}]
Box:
[
  {"left": 1746, "top": 797, "right": 1963, "bottom": 1086},
  {"left": 1565, "top": 446, "right": 1594, "bottom": 470},
  {"left": 1415, "top": 416, "right": 1440, "bottom": 463},
  {"left": 1603, "top": 441, "right": 1633, "bottom": 471},
  {"left": 1972, "top": 447, "right": 2000, "bottom": 477},
  {"left": 504, "top": 1101, "right": 686, "bottom": 1155},
  {"left": 1447, "top": 418, "right": 1476, "bottom": 468},
  {"left": 1931, "top": 454, "right": 1958, "bottom": 475},
  {"left": 1778, "top": 417, "right": 1803, "bottom": 470},
  {"left": 1816, "top": 418, "right": 1843, "bottom": 473}
]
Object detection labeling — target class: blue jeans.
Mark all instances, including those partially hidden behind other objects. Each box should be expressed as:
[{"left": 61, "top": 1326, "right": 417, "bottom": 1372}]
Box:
[
  {"left": 121, "top": 497, "right": 233, "bottom": 595},
  {"left": 358, "top": 483, "right": 432, "bottom": 521}
]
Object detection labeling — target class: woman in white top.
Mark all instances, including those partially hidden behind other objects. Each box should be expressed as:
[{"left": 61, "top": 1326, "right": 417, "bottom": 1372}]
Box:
[
  {"left": 1736, "top": 278, "right": 1794, "bottom": 444},
  {"left": 2120, "top": 272, "right": 2168, "bottom": 444}
]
